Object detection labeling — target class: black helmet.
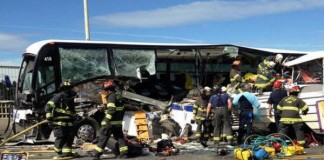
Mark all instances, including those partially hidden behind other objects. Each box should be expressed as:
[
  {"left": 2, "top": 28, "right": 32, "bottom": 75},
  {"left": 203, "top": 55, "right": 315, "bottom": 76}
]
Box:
[{"left": 59, "top": 79, "right": 72, "bottom": 91}]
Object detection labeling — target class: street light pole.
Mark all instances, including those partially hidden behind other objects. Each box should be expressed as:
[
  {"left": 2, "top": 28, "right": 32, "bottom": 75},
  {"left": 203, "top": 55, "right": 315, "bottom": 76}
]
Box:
[{"left": 83, "top": 0, "right": 90, "bottom": 41}]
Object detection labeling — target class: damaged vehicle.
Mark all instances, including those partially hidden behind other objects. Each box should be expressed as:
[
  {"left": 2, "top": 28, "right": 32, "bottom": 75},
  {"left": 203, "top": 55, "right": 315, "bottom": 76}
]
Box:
[{"left": 13, "top": 39, "right": 318, "bottom": 145}]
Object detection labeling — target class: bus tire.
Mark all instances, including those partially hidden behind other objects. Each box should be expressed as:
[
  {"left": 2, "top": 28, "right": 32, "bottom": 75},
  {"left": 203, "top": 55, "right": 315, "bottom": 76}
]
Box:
[{"left": 75, "top": 117, "right": 100, "bottom": 143}]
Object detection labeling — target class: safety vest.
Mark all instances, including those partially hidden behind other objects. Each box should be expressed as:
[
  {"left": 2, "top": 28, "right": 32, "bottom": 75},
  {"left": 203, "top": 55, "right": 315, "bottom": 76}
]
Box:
[
  {"left": 277, "top": 95, "right": 308, "bottom": 124},
  {"left": 101, "top": 92, "right": 125, "bottom": 126},
  {"left": 45, "top": 92, "right": 75, "bottom": 126}
]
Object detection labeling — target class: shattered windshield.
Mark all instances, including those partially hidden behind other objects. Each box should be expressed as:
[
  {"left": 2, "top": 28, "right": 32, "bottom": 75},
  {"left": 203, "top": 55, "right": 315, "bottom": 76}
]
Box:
[
  {"left": 112, "top": 49, "right": 156, "bottom": 77},
  {"left": 294, "top": 59, "right": 323, "bottom": 84},
  {"left": 59, "top": 48, "right": 111, "bottom": 83}
]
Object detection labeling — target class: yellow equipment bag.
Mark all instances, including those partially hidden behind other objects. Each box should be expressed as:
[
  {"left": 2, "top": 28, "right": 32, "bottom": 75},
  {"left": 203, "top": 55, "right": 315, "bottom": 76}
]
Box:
[
  {"left": 262, "top": 146, "right": 276, "bottom": 156},
  {"left": 234, "top": 148, "right": 253, "bottom": 160}
]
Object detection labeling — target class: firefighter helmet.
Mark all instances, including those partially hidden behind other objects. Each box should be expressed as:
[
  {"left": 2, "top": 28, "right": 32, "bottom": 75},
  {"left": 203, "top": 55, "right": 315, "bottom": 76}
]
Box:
[
  {"left": 59, "top": 79, "right": 72, "bottom": 90},
  {"left": 221, "top": 86, "right": 227, "bottom": 92},
  {"left": 275, "top": 54, "right": 283, "bottom": 63},
  {"left": 289, "top": 85, "right": 300, "bottom": 93},
  {"left": 273, "top": 80, "right": 282, "bottom": 89},
  {"left": 102, "top": 80, "right": 115, "bottom": 90},
  {"left": 204, "top": 86, "right": 212, "bottom": 92}
]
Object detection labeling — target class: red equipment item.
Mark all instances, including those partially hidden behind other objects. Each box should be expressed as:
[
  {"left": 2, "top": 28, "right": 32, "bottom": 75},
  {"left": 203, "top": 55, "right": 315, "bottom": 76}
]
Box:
[
  {"left": 102, "top": 80, "right": 115, "bottom": 90},
  {"left": 273, "top": 142, "right": 282, "bottom": 152}
]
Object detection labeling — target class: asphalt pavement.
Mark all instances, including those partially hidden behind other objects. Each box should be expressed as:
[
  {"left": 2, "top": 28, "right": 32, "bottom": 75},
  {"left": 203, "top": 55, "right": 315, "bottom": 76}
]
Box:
[{"left": 1, "top": 141, "right": 324, "bottom": 160}]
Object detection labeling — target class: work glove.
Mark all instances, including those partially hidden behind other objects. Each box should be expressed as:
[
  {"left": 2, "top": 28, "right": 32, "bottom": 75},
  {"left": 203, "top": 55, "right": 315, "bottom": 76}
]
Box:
[
  {"left": 47, "top": 121, "right": 54, "bottom": 129},
  {"left": 73, "top": 114, "right": 83, "bottom": 122},
  {"left": 98, "top": 104, "right": 106, "bottom": 112}
]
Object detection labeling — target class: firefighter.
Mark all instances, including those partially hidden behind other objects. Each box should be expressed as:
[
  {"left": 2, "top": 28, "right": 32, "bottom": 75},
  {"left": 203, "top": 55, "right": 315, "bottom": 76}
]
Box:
[
  {"left": 232, "top": 84, "right": 260, "bottom": 145},
  {"left": 193, "top": 86, "right": 212, "bottom": 147},
  {"left": 277, "top": 85, "right": 309, "bottom": 147},
  {"left": 89, "top": 80, "right": 128, "bottom": 159},
  {"left": 229, "top": 59, "right": 245, "bottom": 94},
  {"left": 45, "top": 79, "right": 79, "bottom": 159},
  {"left": 267, "top": 80, "right": 287, "bottom": 132},
  {"left": 255, "top": 54, "right": 283, "bottom": 95},
  {"left": 207, "top": 85, "right": 233, "bottom": 146}
]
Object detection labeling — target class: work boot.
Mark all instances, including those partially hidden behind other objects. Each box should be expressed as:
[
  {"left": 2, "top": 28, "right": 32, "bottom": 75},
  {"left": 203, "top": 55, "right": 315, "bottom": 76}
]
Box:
[
  {"left": 87, "top": 150, "right": 100, "bottom": 159},
  {"left": 62, "top": 152, "right": 80, "bottom": 158},
  {"left": 116, "top": 154, "right": 128, "bottom": 159},
  {"left": 200, "top": 141, "right": 208, "bottom": 148}
]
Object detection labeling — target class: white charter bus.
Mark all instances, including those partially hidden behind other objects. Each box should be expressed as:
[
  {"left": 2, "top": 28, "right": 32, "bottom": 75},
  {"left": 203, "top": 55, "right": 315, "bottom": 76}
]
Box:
[{"left": 14, "top": 39, "right": 317, "bottom": 143}]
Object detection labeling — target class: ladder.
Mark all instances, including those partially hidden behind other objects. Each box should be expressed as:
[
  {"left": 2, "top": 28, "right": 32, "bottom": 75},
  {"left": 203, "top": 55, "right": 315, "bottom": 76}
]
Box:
[{"left": 134, "top": 111, "right": 150, "bottom": 141}]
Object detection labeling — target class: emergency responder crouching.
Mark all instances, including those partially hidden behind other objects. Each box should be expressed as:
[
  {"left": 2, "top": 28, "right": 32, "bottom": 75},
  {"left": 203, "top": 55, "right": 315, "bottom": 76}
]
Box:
[
  {"left": 232, "top": 84, "right": 260, "bottom": 145},
  {"left": 277, "top": 85, "right": 309, "bottom": 147},
  {"left": 45, "top": 79, "right": 79, "bottom": 159},
  {"left": 193, "top": 86, "right": 212, "bottom": 147},
  {"left": 255, "top": 54, "right": 283, "bottom": 95},
  {"left": 89, "top": 80, "right": 128, "bottom": 159},
  {"left": 207, "top": 85, "right": 233, "bottom": 146}
]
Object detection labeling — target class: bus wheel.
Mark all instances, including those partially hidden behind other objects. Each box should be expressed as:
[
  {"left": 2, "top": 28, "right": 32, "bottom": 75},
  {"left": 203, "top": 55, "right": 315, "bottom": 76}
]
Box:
[{"left": 75, "top": 117, "right": 100, "bottom": 143}]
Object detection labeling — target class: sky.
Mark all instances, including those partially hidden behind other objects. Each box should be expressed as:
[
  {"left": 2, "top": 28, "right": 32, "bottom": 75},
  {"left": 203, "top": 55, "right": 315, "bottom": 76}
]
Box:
[{"left": 1, "top": 0, "right": 324, "bottom": 65}]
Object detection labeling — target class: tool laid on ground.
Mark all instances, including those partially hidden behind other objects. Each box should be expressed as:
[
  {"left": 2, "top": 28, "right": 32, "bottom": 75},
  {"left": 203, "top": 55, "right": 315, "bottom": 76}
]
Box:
[
  {"left": 0, "top": 151, "right": 28, "bottom": 160},
  {"left": 0, "top": 120, "right": 48, "bottom": 147}
]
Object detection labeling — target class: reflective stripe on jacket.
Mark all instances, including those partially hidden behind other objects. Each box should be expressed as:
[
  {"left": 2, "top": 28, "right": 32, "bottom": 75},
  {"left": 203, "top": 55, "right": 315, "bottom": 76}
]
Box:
[
  {"left": 277, "top": 95, "right": 308, "bottom": 124},
  {"left": 101, "top": 92, "right": 125, "bottom": 126}
]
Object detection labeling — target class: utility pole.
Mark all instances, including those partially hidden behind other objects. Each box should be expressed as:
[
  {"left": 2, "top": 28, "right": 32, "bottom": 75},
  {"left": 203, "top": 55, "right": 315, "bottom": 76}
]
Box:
[{"left": 83, "top": 0, "right": 90, "bottom": 41}]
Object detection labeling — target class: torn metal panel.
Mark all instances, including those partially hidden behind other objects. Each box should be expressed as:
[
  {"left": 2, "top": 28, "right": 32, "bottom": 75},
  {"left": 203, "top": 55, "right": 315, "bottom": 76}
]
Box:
[{"left": 121, "top": 90, "right": 171, "bottom": 110}]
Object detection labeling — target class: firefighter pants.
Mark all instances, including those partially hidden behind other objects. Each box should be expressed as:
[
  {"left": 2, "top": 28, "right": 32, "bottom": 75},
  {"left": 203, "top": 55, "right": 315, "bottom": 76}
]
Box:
[
  {"left": 212, "top": 107, "right": 233, "bottom": 143},
  {"left": 279, "top": 122, "right": 305, "bottom": 145},
  {"left": 205, "top": 119, "right": 213, "bottom": 140},
  {"left": 53, "top": 125, "right": 74, "bottom": 156},
  {"left": 95, "top": 125, "right": 128, "bottom": 156},
  {"left": 274, "top": 110, "right": 281, "bottom": 132},
  {"left": 237, "top": 111, "right": 253, "bottom": 145}
]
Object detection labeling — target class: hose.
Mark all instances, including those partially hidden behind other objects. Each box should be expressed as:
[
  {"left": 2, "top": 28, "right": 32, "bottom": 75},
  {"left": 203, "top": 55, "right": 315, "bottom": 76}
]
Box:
[{"left": 0, "top": 120, "right": 48, "bottom": 147}]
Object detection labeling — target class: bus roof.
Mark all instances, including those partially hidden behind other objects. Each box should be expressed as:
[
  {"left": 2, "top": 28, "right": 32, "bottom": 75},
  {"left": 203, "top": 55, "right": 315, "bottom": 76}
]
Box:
[
  {"left": 284, "top": 51, "right": 324, "bottom": 67},
  {"left": 24, "top": 39, "right": 308, "bottom": 56}
]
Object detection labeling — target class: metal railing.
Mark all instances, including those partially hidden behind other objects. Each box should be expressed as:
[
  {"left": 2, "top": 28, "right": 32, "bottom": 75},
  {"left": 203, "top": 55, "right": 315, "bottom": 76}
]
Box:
[
  {"left": 0, "top": 100, "right": 13, "bottom": 134},
  {"left": 0, "top": 64, "right": 19, "bottom": 101}
]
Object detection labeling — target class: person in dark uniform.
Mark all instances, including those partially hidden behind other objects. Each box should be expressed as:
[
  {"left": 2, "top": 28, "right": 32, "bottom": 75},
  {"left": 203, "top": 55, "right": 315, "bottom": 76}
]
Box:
[
  {"left": 89, "top": 80, "right": 128, "bottom": 159},
  {"left": 267, "top": 80, "right": 287, "bottom": 132},
  {"left": 277, "top": 85, "right": 308, "bottom": 147},
  {"left": 45, "top": 79, "right": 78, "bottom": 159},
  {"left": 207, "top": 85, "right": 233, "bottom": 146},
  {"left": 193, "top": 86, "right": 212, "bottom": 146},
  {"left": 232, "top": 84, "right": 260, "bottom": 145}
]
